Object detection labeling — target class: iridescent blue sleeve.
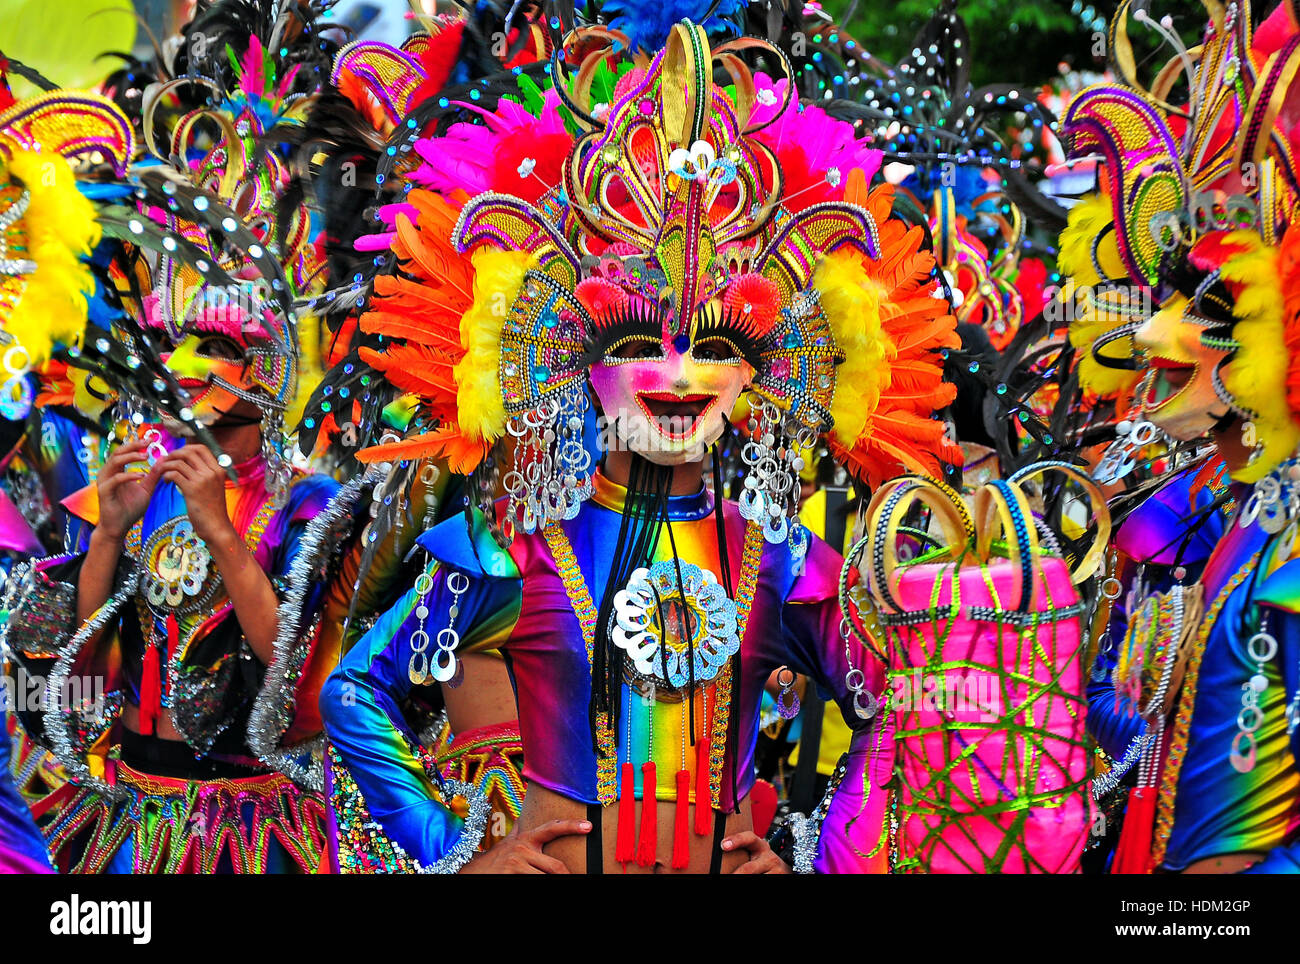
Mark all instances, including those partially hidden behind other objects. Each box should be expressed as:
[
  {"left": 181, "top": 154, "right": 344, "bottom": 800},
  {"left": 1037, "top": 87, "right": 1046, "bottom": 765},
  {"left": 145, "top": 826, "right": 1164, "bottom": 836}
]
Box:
[
  {"left": 320, "top": 557, "right": 519, "bottom": 868},
  {"left": 1085, "top": 643, "right": 1146, "bottom": 759},
  {"left": 1086, "top": 557, "right": 1155, "bottom": 759},
  {"left": 0, "top": 711, "right": 53, "bottom": 873}
]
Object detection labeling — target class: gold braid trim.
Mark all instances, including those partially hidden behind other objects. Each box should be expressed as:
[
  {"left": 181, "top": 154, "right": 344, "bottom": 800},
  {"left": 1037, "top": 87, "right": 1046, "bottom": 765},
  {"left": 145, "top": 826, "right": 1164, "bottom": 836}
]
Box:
[
  {"left": 711, "top": 520, "right": 765, "bottom": 804},
  {"left": 543, "top": 523, "right": 618, "bottom": 804}
]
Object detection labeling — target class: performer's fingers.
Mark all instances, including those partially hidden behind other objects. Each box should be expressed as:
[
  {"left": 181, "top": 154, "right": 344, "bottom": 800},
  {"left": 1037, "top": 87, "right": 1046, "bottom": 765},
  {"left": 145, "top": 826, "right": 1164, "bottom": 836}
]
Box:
[
  {"left": 524, "top": 819, "right": 592, "bottom": 845},
  {"left": 720, "top": 830, "right": 764, "bottom": 854},
  {"left": 185, "top": 443, "right": 222, "bottom": 471},
  {"left": 156, "top": 453, "right": 198, "bottom": 477},
  {"left": 157, "top": 463, "right": 194, "bottom": 485},
  {"left": 103, "top": 441, "right": 149, "bottom": 474},
  {"left": 103, "top": 463, "right": 161, "bottom": 495},
  {"left": 108, "top": 439, "right": 148, "bottom": 457},
  {"left": 172, "top": 445, "right": 216, "bottom": 470},
  {"left": 164, "top": 447, "right": 205, "bottom": 469},
  {"left": 730, "top": 854, "right": 779, "bottom": 874},
  {"left": 99, "top": 471, "right": 141, "bottom": 494},
  {"left": 162, "top": 468, "right": 196, "bottom": 489},
  {"left": 524, "top": 852, "right": 570, "bottom": 874}
]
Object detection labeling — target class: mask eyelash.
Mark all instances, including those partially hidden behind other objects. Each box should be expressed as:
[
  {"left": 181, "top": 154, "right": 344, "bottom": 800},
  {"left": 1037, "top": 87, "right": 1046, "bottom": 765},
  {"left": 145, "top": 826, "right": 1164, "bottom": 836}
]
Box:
[
  {"left": 692, "top": 302, "right": 764, "bottom": 368},
  {"left": 581, "top": 298, "right": 666, "bottom": 365},
  {"left": 193, "top": 335, "right": 246, "bottom": 362},
  {"left": 1158, "top": 257, "right": 1234, "bottom": 325}
]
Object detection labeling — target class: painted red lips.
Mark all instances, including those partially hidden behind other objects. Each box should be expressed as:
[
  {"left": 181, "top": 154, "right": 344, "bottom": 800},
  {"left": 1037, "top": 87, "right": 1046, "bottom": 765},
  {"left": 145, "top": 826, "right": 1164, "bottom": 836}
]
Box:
[
  {"left": 1145, "top": 356, "right": 1195, "bottom": 408},
  {"left": 636, "top": 392, "right": 719, "bottom": 438}
]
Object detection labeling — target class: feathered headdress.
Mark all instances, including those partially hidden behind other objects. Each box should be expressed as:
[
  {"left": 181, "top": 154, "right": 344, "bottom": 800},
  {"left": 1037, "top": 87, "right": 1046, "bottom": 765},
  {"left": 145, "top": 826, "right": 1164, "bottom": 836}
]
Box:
[
  {"left": 117, "top": 3, "right": 358, "bottom": 422},
  {"left": 1062, "top": 0, "right": 1300, "bottom": 387},
  {"left": 0, "top": 88, "right": 129, "bottom": 403},
  {"left": 352, "top": 20, "right": 959, "bottom": 517},
  {"left": 284, "top": 51, "right": 572, "bottom": 476},
  {"left": 817, "top": 1, "right": 1064, "bottom": 353},
  {"left": 48, "top": 2, "right": 346, "bottom": 453},
  {"left": 1061, "top": 0, "right": 1300, "bottom": 481}
]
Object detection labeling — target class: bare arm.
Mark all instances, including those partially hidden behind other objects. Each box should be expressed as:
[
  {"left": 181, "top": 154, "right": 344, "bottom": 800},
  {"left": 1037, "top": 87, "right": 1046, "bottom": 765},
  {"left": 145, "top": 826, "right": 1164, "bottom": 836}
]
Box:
[{"left": 77, "top": 528, "right": 125, "bottom": 626}]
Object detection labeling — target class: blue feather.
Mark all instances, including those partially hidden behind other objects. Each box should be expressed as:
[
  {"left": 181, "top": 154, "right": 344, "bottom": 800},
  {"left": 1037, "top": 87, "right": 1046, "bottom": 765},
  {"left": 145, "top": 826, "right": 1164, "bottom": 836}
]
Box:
[{"left": 600, "top": 0, "right": 748, "bottom": 54}]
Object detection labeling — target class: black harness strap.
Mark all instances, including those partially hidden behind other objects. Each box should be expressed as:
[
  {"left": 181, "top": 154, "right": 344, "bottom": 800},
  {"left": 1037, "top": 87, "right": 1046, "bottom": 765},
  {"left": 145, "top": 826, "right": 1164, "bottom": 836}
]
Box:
[
  {"left": 586, "top": 803, "right": 603, "bottom": 875},
  {"left": 709, "top": 811, "right": 728, "bottom": 874}
]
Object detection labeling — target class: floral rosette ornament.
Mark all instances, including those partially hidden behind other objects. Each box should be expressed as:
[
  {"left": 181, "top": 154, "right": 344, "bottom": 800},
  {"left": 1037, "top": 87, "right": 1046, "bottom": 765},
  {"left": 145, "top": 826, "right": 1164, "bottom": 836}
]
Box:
[
  {"left": 352, "top": 21, "right": 962, "bottom": 559},
  {"left": 612, "top": 561, "right": 740, "bottom": 688}
]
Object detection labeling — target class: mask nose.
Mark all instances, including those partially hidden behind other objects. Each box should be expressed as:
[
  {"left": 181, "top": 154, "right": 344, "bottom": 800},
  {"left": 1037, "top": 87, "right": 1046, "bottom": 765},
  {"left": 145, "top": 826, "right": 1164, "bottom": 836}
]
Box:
[
  {"left": 667, "top": 347, "right": 693, "bottom": 393},
  {"left": 1133, "top": 302, "right": 1173, "bottom": 355}
]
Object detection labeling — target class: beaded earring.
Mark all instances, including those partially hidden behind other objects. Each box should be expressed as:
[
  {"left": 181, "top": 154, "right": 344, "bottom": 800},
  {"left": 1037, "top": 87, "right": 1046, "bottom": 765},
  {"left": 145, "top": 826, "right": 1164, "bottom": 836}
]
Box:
[
  {"left": 498, "top": 381, "right": 594, "bottom": 539},
  {"left": 775, "top": 666, "right": 801, "bottom": 720}
]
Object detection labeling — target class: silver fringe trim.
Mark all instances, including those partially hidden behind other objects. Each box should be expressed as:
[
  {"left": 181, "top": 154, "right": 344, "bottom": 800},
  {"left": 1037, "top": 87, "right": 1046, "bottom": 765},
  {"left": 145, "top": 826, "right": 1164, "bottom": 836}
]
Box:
[
  {"left": 164, "top": 644, "right": 238, "bottom": 757},
  {"left": 0, "top": 560, "right": 30, "bottom": 649},
  {"left": 1091, "top": 727, "right": 1155, "bottom": 800},
  {"left": 411, "top": 779, "right": 491, "bottom": 874},
  {"left": 787, "top": 812, "right": 819, "bottom": 874},
  {"left": 787, "top": 755, "right": 849, "bottom": 874},
  {"left": 247, "top": 475, "right": 367, "bottom": 791},
  {"left": 1091, "top": 589, "right": 1182, "bottom": 801},
  {"left": 42, "top": 566, "right": 141, "bottom": 802},
  {"left": 416, "top": 709, "right": 450, "bottom": 751}
]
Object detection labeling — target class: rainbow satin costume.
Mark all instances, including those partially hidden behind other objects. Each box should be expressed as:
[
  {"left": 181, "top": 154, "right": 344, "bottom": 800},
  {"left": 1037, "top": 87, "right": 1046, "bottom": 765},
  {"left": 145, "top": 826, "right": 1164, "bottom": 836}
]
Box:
[
  {"left": 27, "top": 407, "right": 105, "bottom": 553},
  {"left": 1154, "top": 501, "right": 1300, "bottom": 873},
  {"left": 325, "top": 718, "right": 526, "bottom": 874},
  {"left": 323, "top": 473, "right": 891, "bottom": 872},
  {"left": 12, "top": 443, "right": 338, "bottom": 873}
]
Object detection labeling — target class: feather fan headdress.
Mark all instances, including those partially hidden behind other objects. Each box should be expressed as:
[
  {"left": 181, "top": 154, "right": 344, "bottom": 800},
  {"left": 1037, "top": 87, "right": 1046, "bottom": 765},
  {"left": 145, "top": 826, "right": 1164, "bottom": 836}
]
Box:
[
  {"left": 1061, "top": 0, "right": 1300, "bottom": 480},
  {"left": 347, "top": 20, "right": 959, "bottom": 527}
]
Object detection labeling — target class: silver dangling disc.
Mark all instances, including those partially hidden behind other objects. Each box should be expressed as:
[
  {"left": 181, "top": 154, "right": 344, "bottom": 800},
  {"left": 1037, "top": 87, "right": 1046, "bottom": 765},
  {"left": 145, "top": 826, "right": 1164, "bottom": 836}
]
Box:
[{"left": 1279, "top": 523, "right": 1298, "bottom": 560}]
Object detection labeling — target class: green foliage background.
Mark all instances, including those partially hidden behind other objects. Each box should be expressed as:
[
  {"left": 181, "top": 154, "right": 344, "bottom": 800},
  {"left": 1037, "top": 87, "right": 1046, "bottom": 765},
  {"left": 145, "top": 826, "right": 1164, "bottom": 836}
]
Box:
[{"left": 823, "top": 0, "right": 1213, "bottom": 86}]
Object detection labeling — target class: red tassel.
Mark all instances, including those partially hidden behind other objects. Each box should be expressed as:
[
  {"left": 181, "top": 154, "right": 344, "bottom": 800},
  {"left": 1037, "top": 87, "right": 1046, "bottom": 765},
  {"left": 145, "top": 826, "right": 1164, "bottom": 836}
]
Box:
[
  {"left": 672, "top": 769, "right": 690, "bottom": 869},
  {"left": 636, "top": 761, "right": 657, "bottom": 867},
  {"left": 694, "top": 738, "right": 712, "bottom": 835},
  {"left": 615, "top": 762, "right": 636, "bottom": 867},
  {"left": 163, "top": 614, "right": 180, "bottom": 697},
  {"left": 1111, "top": 786, "right": 1157, "bottom": 875},
  {"left": 138, "top": 644, "right": 160, "bottom": 736}
]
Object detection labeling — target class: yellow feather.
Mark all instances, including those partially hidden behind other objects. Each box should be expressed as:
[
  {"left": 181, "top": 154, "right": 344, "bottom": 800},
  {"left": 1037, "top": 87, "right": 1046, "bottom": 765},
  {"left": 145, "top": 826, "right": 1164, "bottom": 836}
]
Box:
[
  {"left": 286, "top": 311, "right": 324, "bottom": 427},
  {"left": 453, "top": 248, "right": 533, "bottom": 443},
  {"left": 2, "top": 149, "right": 99, "bottom": 364},
  {"left": 1220, "top": 230, "right": 1300, "bottom": 483},
  {"left": 1060, "top": 192, "right": 1142, "bottom": 398},
  {"left": 812, "top": 250, "right": 894, "bottom": 446},
  {"left": 1057, "top": 192, "right": 1123, "bottom": 280}
]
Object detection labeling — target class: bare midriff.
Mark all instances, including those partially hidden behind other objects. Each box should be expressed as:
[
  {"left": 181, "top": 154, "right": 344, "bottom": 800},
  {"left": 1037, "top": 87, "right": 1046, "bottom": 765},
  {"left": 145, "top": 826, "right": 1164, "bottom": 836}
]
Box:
[
  {"left": 1179, "top": 852, "right": 1265, "bottom": 874},
  {"left": 517, "top": 781, "right": 753, "bottom": 873}
]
